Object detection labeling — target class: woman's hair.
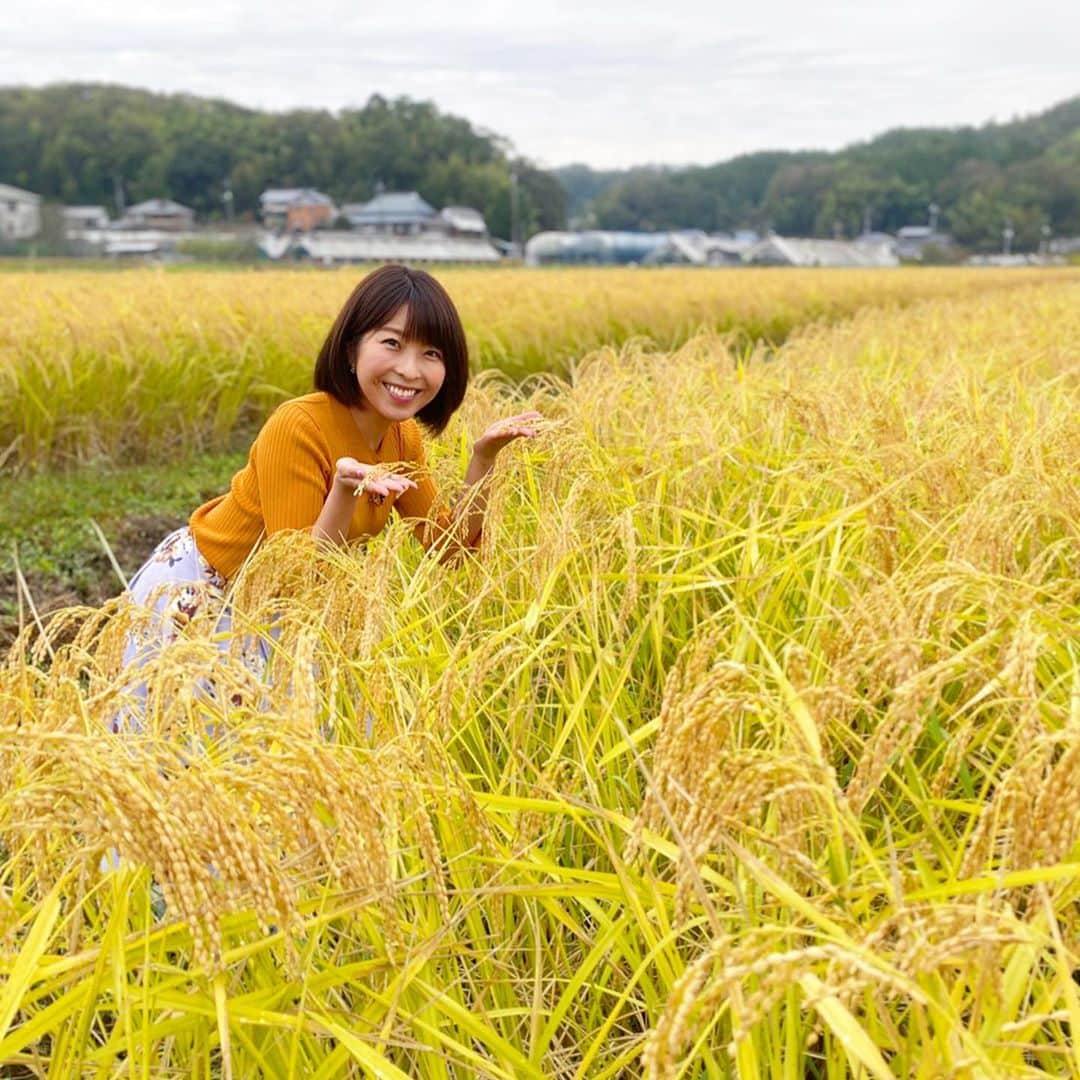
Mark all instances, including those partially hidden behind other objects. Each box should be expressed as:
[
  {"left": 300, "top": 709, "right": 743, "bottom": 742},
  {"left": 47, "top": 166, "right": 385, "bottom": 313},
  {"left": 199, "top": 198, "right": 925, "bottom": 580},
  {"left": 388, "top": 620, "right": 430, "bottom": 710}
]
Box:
[{"left": 314, "top": 264, "right": 469, "bottom": 435}]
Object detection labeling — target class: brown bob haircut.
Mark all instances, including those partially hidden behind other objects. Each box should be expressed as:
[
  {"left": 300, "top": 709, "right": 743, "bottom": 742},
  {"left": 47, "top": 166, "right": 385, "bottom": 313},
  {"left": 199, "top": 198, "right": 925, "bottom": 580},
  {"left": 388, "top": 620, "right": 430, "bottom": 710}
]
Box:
[{"left": 313, "top": 264, "right": 469, "bottom": 435}]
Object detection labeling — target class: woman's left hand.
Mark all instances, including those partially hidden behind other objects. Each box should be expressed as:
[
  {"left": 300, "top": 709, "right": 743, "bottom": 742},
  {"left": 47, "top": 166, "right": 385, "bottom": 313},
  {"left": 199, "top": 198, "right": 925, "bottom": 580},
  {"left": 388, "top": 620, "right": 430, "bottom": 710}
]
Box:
[{"left": 473, "top": 411, "right": 544, "bottom": 464}]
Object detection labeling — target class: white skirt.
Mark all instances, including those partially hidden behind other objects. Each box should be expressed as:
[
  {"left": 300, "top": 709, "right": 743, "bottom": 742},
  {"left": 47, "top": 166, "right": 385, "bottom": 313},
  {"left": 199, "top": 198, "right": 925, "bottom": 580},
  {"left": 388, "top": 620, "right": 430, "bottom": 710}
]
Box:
[
  {"left": 115, "top": 525, "right": 370, "bottom": 740},
  {"left": 115, "top": 526, "right": 272, "bottom": 732}
]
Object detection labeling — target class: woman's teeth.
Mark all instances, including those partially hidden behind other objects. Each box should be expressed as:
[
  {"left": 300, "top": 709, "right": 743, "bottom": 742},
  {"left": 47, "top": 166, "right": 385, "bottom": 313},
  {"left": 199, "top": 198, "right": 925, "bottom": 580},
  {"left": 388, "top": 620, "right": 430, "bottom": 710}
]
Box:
[{"left": 384, "top": 383, "right": 420, "bottom": 401}]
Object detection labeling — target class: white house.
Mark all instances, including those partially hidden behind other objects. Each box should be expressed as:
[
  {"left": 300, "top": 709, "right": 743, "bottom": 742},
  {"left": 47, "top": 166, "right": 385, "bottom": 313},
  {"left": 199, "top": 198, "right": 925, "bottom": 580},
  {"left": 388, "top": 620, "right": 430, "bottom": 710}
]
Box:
[
  {"left": 895, "top": 226, "right": 953, "bottom": 261},
  {"left": 62, "top": 205, "right": 110, "bottom": 233},
  {"left": 438, "top": 205, "right": 489, "bottom": 237},
  {"left": 0, "top": 183, "right": 42, "bottom": 241}
]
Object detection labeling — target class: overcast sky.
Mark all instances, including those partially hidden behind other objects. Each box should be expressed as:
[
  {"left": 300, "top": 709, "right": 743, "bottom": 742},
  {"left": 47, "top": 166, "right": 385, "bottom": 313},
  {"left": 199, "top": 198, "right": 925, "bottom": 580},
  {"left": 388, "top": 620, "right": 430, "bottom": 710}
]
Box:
[{"left": 3, "top": 0, "right": 1077, "bottom": 169}]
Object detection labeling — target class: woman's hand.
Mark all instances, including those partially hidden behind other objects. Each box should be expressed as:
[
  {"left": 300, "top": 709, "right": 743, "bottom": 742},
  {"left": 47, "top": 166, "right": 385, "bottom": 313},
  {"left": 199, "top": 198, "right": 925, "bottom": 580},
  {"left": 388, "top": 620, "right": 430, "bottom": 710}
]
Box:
[
  {"left": 473, "top": 411, "right": 544, "bottom": 466},
  {"left": 332, "top": 457, "right": 417, "bottom": 503}
]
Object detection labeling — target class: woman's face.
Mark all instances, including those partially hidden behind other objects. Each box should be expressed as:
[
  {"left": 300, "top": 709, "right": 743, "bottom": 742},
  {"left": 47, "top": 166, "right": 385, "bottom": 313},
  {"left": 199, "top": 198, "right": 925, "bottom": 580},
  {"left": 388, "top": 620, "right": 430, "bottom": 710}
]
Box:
[{"left": 352, "top": 304, "right": 446, "bottom": 420}]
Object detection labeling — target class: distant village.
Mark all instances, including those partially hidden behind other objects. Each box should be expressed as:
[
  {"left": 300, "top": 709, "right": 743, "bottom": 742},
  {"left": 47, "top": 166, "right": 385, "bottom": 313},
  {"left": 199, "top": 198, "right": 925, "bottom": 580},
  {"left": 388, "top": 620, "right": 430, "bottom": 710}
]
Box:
[{"left": 1, "top": 180, "right": 1073, "bottom": 268}]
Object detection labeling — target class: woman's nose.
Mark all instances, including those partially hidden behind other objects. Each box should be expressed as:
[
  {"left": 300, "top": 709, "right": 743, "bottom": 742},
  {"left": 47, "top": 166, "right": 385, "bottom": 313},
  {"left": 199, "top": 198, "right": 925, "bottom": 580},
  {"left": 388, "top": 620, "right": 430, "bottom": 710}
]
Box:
[{"left": 395, "top": 346, "right": 423, "bottom": 379}]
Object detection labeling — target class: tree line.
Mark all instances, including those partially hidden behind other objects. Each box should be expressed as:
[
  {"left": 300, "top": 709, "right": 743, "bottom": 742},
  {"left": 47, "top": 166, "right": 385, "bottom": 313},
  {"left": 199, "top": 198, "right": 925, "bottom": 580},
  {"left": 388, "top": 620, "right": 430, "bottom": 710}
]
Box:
[
  {"left": 557, "top": 96, "right": 1080, "bottom": 252},
  {"left": 0, "top": 83, "right": 566, "bottom": 239},
  {"left": 2, "top": 84, "right": 1078, "bottom": 252}
]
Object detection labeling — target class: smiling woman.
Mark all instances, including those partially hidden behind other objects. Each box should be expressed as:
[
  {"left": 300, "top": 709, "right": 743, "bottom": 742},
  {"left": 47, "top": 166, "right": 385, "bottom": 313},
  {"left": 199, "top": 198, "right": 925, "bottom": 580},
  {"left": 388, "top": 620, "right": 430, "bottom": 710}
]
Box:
[
  {"left": 313, "top": 264, "right": 469, "bottom": 439},
  {"left": 117, "top": 263, "right": 542, "bottom": 727}
]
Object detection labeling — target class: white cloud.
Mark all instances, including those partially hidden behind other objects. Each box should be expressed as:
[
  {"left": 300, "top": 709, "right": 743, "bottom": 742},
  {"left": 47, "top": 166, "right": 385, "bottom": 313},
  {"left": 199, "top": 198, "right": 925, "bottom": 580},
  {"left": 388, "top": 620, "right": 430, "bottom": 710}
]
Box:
[{"left": 1, "top": 0, "right": 1077, "bottom": 168}]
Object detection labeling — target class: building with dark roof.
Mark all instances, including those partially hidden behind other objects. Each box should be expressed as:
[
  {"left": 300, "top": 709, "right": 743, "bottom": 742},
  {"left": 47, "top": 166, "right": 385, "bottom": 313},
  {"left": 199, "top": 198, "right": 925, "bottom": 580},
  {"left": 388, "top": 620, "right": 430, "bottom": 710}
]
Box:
[
  {"left": 342, "top": 191, "right": 438, "bottom": 234},
  {"left": 121, "top": 199, "right": 195, "bottom": 231},
  {"left": 259, "top": 188, "right": 336, "bottom": 232}
]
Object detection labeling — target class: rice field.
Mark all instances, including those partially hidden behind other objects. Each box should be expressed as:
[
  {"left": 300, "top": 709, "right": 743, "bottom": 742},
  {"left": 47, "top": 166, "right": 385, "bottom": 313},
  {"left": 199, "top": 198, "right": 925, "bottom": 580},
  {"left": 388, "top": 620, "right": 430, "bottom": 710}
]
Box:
[
  {"left": 2, "top": 268, "right": 1079, "bottom": 1077},
  {"left": 3, "top": 264, "right": 1078, "bottom": 472}
]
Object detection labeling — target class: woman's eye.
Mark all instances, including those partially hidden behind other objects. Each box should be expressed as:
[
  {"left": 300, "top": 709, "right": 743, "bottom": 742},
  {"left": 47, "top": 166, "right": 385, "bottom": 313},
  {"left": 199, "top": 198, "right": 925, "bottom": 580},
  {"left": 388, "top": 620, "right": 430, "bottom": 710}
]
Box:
[
  {"left": 426, "top": 350, "right": 444, "bottom": 361},
  {"left": 383, "top": 338, "right": 399, "bottom": 348}
]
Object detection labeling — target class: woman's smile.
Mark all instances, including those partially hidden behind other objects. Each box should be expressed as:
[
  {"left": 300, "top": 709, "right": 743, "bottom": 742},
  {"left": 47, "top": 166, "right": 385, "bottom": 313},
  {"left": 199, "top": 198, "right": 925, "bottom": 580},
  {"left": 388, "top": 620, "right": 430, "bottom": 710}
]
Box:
[{"left": 382, "top": 381, "right": 422, "bottom": 402}]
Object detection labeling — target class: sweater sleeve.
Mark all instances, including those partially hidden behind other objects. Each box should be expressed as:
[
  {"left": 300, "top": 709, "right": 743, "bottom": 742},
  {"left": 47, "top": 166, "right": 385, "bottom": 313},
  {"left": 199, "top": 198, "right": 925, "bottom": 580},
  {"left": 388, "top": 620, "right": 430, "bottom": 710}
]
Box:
[{"left": 254, "top": 403, "right": 333, "bottom": 534}]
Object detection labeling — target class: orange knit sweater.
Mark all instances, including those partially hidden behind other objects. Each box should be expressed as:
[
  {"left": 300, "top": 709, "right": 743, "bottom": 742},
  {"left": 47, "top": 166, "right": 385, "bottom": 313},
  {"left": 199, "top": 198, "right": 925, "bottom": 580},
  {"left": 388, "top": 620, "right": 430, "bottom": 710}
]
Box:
[{"left": 189, "top": 392, "right": 459, "bottom": 579}]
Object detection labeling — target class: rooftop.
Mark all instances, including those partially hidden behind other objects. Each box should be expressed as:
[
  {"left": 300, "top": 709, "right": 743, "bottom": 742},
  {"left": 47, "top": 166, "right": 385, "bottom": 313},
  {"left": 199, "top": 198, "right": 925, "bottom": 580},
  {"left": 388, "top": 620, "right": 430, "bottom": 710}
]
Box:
[
  {"left": 125, "top": 198, "right": 193, "bottom": 216},
  {"left": 260, "top": 188, "right": 334, "bottom": 208},
  {"left": 439, "top": 206, "right": 487, "bottom": 233},
  {"left": 0, "top": 182, "right": 41, "bottom": 203},
  {"left": 343, "top": 191, "right": 437, "bottom": 226},
  {"left": 261, "top": 230, "right": 500, "bottom": 264}
]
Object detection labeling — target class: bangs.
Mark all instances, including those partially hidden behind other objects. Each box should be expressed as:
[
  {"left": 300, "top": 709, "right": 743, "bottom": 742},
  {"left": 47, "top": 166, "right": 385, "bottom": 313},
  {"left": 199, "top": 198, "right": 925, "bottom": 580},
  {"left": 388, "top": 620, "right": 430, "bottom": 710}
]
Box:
[{"left": 399, "top": 278, "right": 461, "bottom": 361}]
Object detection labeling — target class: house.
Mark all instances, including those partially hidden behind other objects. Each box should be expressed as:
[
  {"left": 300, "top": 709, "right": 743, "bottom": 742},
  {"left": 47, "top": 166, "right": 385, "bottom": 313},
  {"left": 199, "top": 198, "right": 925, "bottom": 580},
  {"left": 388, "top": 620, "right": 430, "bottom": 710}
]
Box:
[
  {"left": 744, "top": 235, "right": 899, "bottom": 268},
  {"left": 438, "top": 205, "right": 488, "bottom": 237},
  {"left": 0, "top": 183, "right": 42, "bottom": 241},
  {"left": 62, "top": 205, "right": 110, "bottom": 233},
  {"left": 258, "top": 230, "right": 501, "bottom": 265},
  {"left": 258, "top": 190, "right": 498, "bottom": 261},
  {"left": 121, "top": 199, "right": 195, "bottom": 231},
  {"left": 342, "top": 191, "right": 438, "bottom": 235},
  {"left": 895, "top": 226, "right": 953, "bottom": 261},
  {"left": 259, "top": 188, "right": 335, "bottom": 232},
  {"left": 855, "top": 231, "right": 897, "bottom": 252},
  {"left": 1049, "top": 236, "right": 1080, "bottom": 255}
]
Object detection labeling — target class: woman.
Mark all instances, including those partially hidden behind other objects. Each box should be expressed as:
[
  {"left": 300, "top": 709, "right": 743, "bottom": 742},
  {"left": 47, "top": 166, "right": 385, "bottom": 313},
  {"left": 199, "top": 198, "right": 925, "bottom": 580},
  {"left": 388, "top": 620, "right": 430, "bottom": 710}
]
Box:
[{"left": 116, "top": 263, "right": 539, "bottom": 729}]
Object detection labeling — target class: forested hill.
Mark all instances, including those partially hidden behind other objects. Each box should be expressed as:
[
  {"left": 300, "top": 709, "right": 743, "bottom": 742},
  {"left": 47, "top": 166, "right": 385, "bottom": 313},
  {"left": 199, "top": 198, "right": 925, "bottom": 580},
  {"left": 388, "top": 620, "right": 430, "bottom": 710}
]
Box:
[
  {"left": 556, "top": 96, "right": 1080, "bottom": 251},
  {"left": 0, "top": 83, "right": 566, "bottom": 238},
  {"left": 3, "top": 84, "right": 1077, "bottom": 251}
]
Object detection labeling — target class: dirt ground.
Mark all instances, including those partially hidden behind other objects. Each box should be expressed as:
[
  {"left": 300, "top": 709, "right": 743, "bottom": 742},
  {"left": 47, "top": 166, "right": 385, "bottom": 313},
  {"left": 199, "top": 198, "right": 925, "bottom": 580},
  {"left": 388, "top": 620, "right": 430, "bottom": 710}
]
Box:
[{"left": 2, "top": 512, "right": 185, "bottom": 648}]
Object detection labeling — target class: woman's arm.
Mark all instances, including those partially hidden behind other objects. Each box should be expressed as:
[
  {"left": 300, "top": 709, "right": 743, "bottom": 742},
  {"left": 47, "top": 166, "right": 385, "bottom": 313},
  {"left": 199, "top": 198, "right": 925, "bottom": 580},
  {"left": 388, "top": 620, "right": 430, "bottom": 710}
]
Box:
[
  {"left": 395, "top": 412, "right": 542, "bottom": 558},
  {"left": 443, "top": 412, "right": 543, "bottom": 550},
  {"left": 312, "top": 458, "right": 417, "bottom": 545},
  {"left": 441, "top": 451, "right": 492, "bottom": 547}
]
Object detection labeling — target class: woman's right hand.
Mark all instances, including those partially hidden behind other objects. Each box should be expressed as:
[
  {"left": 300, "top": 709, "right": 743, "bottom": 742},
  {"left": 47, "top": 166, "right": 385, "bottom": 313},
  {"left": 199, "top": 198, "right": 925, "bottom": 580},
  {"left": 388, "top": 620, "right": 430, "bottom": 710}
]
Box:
[{"left": 332, "top": 457, "right": 418, "bottom": 501}]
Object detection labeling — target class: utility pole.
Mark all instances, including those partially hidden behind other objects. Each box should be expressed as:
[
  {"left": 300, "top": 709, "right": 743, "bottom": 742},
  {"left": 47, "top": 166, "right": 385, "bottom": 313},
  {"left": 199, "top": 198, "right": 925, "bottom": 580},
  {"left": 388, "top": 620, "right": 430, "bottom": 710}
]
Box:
[
  {"left": 223, "top": 178, "right": 234, "bottom": 223},
  {"left": 928, "top": 202, "right": 940, "bottom": 232},
  {"left": 862, "top": 205, "right": 872, "bottom": 236},
  {"left": 113, "top": 174, "right": 126, "bottom": 217},
  {"left": 1002, "top": 220, "right": 1014, "bottom": 256},
  {"left": 509, "top": 167, "right": 520, "bottom": 257}
]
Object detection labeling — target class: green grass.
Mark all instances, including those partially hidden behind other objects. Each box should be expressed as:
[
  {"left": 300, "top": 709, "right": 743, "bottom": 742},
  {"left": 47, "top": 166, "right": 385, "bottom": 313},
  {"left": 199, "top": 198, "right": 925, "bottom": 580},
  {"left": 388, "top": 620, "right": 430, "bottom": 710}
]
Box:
[{"left": 2, "top": 451, "right": 245, "bottom": 625}]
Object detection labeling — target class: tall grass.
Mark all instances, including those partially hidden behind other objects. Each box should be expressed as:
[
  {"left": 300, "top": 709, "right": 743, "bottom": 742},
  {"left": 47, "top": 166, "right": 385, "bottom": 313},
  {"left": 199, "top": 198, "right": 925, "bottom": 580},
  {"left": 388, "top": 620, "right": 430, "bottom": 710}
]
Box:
[
  {"left": 2, "top": 264, "right": 1078, "bottom": 472},
  {"left": 1, "top": 281, "right": 1078, "bottom": 1076}
]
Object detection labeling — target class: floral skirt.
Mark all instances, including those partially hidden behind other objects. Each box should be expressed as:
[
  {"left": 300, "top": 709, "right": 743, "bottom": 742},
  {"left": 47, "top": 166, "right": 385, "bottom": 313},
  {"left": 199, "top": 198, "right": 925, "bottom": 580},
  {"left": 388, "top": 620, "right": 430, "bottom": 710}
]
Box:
[
  {"left": 115, "top": 527, "right": 370, "bottom": 742},
  {"left": 116, "top": 526, "right": 272, "bottom": 732}
]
